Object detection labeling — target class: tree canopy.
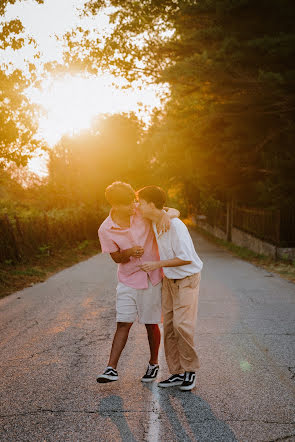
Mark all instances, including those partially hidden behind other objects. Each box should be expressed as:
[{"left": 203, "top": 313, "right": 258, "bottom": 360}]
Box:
[
  {"left": 71, "top": 0, "right": 295, "bottom": 207},
  {"left": 0, "top": 0, "right": 43, "bottom": 168},
  {"left": 45, "top": 113, "right": 146, "bottom": 208},
  {"left": 1, "top": 0, "right": 294, "bottom": 212}
]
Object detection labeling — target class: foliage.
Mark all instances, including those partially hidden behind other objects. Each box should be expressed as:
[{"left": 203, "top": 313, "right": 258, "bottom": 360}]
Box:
[
  {"left": 45, "top": 113, "right": 149, "bottom": 208},
  {"left": 0, "top": 69, "right": 42, "bottom": 168},
  {"left": 0, "top": 238, "right": 100, "bottom": 299},
  {"left": 73, "top": 0, "right": 295, "bottom": 208},
  {"left": 0, "top": 0, "right": 44, "bottom": 169},
  {"left": 0, "top": 205, "right": 106, "bottom": 264},
  {"left": 0, "top": 1, "right": 44, "bottom": 16}
]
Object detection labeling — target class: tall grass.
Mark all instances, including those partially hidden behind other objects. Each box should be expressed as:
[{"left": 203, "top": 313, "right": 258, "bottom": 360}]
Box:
[{"left": 0, "top": 207, "right": 106, "bottom": 264}]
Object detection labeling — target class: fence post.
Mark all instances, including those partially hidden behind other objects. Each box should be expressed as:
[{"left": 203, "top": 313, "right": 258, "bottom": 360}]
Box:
[
  {"left": 275, "top": 209, "right": 280, "bottom": 260},
  {"left": 4, "top": 214, "right": 21, "bottom": 262},
  {"left": 226, "top": 198, "right": 233, "bottom": 242},
  {"left": 43, "top": 212, "right": 49, "bottom": 243},
  {"left": 14, "top": 215, "right": 24, "bottom": 258}
]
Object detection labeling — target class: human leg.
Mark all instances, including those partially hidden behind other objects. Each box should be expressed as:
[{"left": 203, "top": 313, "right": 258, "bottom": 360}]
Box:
[
  {"left": 137, "top": 280, "right": 162, "bottom": 365},
  {"left": 173, "top": 273, "right": 201, "bottom": 373},
  {"left": 136, "top": 280, "right": 162, "bottom": 382},
  {"left": 107, "top": 281, "right": 138, "bottom": 369},
  {"left": 97, "top": 282, "right": 137, "bottom": 383},
  {"left": 145, "top": 323, "right": 161, "bottom": 365},
  {"left": 162, "top": 277, "right": 182, "bottom": 374},
  {"left": 108, "top": 322, "right": 133, "bottom": 369}
]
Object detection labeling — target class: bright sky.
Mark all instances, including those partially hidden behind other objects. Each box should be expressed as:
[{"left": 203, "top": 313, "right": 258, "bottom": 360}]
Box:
[{"left": 2, "top": 0, "right": 167, "bottom": 175}]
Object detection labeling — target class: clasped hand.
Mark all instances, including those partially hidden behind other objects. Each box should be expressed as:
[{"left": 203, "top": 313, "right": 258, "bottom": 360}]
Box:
[
  {"left": 140, "top": 261, "right": 160, "bottom": 272},
  {"left": 130, "top": 245, "right": 144, "bottom": 258}
]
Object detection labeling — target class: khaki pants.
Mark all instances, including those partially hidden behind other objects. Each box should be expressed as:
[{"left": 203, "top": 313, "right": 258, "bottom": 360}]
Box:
[{"left": 162, "top": 273, "right": 201, "bottom": 374}]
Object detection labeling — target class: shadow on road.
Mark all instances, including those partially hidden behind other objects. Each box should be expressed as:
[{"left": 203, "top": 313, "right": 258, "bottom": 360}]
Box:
[
  {"left": 98, "top": 395, "right": 137, "bottom": 442},
  {"left": 152, "top": 385, "right": 238, "bottom": 442},
  {"left": 98, "top": 386, "right": 237, "bottom": 442}
]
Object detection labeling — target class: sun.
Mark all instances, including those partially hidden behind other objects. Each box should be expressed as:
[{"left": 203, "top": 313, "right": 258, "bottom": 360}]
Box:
[
  {"left": 36, "top": 76, "right": 102, "bottom": 146},
  {"left": 27, "top": 74, "right": 164, "bottom": 148},
  {"left": 4, "top": 0, "right": 168, "bottom": 176},
  {"left": 26, "top": 73, "right": 167, "bottom": 176}
]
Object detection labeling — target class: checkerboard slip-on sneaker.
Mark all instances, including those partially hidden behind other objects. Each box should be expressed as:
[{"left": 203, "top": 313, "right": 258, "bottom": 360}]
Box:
[
  {"left": 97, "top": 367, "right": 118, "bottom": 383},
  {"left": 158, "top": 374, "right": 184, "bottom": 388},
  {"left": 179, "top": 371, "right": 196, "bottom": 391},
  {"left": 141, "top": 364, "right": 159, "bottom": 383}
]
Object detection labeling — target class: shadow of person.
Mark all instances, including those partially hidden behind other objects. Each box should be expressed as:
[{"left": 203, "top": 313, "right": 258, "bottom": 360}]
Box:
[
  {"left": 98, "top": 395, "right": 137, "bottom": 442},
  {"left": 144, "top": 383, "right": 238, "bottom": 442},
  {"left": 98, "top": 387, "right": 237, "bottom": 442}
]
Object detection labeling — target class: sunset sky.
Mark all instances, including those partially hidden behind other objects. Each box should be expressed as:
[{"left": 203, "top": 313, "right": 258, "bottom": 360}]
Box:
[{"left": 2, "top": 0, "right": 166, "bottom": 174}]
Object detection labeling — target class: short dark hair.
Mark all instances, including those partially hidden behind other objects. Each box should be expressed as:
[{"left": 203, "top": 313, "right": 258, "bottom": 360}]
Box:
[
  {"left": 137, "top": 186, "right": 166, "bottom": 209},
  {"left": 105, "top": 181, "right": 135, "bottom": 206}
]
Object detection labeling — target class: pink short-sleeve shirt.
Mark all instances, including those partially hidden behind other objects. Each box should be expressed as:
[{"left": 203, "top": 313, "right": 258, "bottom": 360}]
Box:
[{"left": 98, "top": 208, "right": 162, "bottom": 289}]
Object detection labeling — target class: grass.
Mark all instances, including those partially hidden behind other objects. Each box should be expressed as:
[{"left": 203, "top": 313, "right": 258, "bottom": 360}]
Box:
[
  {"left": 0, "top": 239, "right": 100, "bottom": 299},
  {"left": 195, "top": 225, "right": 295, "bottom": 284}
]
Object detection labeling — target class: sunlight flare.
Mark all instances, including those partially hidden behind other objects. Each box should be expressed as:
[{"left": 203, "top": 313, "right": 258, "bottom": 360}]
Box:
[{"left": 27, "top": 74, "right": 165, "bottom": 148}]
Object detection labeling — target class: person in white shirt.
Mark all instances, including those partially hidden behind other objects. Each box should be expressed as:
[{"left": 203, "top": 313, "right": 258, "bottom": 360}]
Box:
[{"left": 137, "top": 185, "right": 203, "bottom": 391}]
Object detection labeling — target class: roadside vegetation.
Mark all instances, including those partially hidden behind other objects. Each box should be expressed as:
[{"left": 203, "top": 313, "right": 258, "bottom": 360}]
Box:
[
  {"left": 0, "top": 239, "right": 100, "bottom": 299},
  {"left": 0, "top": 204, "right": 105, "bottom": 299}
]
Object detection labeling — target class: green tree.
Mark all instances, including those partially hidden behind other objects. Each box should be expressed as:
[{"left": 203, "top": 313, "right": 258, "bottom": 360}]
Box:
[
  {"left": 0, "top": 68, "right": 42, "bottom": 168},
  {"left": 46, "top": 113, "right": 147, "bottom": 208},
  {"left": 73, "top": 0, "right": 295, "bottom": 208},
  {"left": 0, "top": 0, "right": 44, "bottom": 169}
]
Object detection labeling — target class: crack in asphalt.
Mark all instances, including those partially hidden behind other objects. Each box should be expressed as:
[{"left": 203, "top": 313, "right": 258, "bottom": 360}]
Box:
[
  {"left": 0, "top": 331, "right": 106, "bottom": 365},
  {"left": 0, "top": 320, "right": 40, "bottom": 350},
  {"left": 0, "top": 409, "right": 157, "bottom": 418},
  {"left": 0, "top": 409, "right": 294, "bottom": 427}
]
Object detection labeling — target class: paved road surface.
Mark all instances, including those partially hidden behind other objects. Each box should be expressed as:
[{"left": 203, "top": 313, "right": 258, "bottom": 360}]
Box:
[{"left": 0, "top": 231, "right": 294, "bottom": 441}]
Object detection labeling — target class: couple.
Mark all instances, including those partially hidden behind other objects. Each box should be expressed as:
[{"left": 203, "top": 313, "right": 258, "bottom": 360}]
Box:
[{"left": 97, "top": 182, "right": 203, "bottom": 391}]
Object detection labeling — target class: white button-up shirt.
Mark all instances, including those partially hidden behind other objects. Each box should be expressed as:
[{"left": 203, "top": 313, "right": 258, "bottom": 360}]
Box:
[{"left": 152, "top": 218, "right": 203, "bottom": 279}]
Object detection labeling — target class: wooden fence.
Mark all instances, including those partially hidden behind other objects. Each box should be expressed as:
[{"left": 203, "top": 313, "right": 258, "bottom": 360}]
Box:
[
  {"left": 202, "top": 204, "right": 295, "bottom": 247},
  {"left": 279, "top": 208, "right": 295, "bottom": 247},
  {"left": 233, "top": 207, "right": 280, "bottom": 245},
  {"left": 203, "top": 204, "right": 227, "bottom": 233},
  {"left": 0, "top": 209, "right": 105, "bottom": 264}
]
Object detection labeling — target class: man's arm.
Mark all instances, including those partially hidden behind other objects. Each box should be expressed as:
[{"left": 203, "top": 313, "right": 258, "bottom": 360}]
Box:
[
  {"left": 157, "top": 208, "right": 180, "bottom": 234},
  {"left": 141, "top": 220, "right": 194, "bottom": 272},
  {"left": 110, "top": 246, "right": 144, "bottom": 264},
  {"left": 163, "top": 207, "right": 180, "bottom": 218},
  {"left": 140, "top": 257, "right": 191, "bottom": 273}
]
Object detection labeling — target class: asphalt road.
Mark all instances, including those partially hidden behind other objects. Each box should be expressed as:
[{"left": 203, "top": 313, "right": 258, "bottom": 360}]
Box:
[{"left": 0, "top": 231, "right": 294, "bottom": 442}]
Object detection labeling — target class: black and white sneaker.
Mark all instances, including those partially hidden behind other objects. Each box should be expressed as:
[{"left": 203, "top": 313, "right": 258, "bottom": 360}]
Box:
[
  {"left": 96, "top": 367, "right": 118, "bottom": 383},
  {"left": 179, "top": 371, "right": 196, "bottom": 391},
  {"left": 141, "top": 364, "right": 159, "bottom": 383},
  {"left": 158, "top": 373, "right": 184, "bottom": 388}
]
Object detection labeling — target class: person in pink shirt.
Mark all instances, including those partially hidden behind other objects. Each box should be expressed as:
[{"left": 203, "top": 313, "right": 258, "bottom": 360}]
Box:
[{"left": 96, "top": 181, "right": 179, "bottom": 383}]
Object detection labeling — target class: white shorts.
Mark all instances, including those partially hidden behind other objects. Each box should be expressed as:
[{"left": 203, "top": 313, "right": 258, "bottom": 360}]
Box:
[{"left": 116, "top": 280, "right": 162, "bottom": 324}]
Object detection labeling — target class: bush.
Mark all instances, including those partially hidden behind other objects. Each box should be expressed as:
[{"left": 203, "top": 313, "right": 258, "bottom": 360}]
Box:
[{"left": 0, "top": 206, "right": 106, "bottom": 264}]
